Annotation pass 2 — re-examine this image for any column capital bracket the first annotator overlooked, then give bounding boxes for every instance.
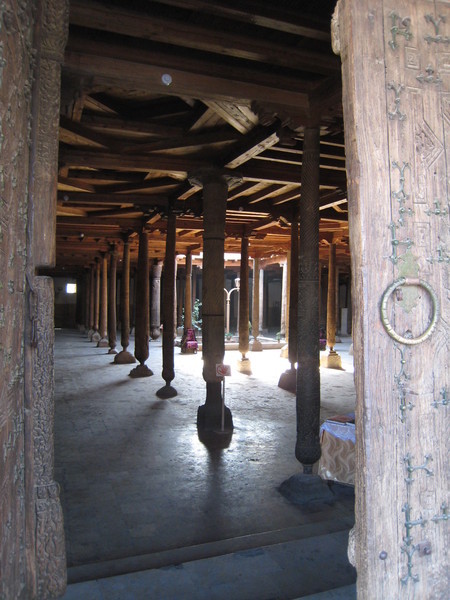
[188,167,242,189]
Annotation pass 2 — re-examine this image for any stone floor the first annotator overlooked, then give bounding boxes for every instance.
[54,329,357,599]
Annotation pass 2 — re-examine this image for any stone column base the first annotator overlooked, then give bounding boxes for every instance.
[87,328,94,339]
[97,338,109,348]
[278,367,296,392]
[156,383,177,398]
[236,357,252,375]
[279,473,335,505]
[108,347,118,354]
[251,339,263,352]
[320,350,343,370]
[91,331,101,342]
[197,402,233,433]
[114,350,136,364]
[129,364,153,378]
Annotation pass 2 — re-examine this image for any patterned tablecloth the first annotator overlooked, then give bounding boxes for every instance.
[318,416,355,486]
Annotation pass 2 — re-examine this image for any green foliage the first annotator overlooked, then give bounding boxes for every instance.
[192,298,202,329]
[181,299,202,330]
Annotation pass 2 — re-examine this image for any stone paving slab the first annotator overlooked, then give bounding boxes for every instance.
[61,531,356,600]
[54,329,356,591]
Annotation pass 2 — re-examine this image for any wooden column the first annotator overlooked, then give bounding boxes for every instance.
[107,245,118,354]
[279,217,299,391]
[251,258,263,351]
[335,1,448,596]
[259,266,264,334]
[289,219,299,368]
[295,126,322,473]
[321,242,342,368]
[150,260,162,340]
[280,253,290,359]
[84,269,90,332]
[91,258,101,342]
[157,211,177,398]
[129,229,152,377]
[88,264,95,338]
[191,168,237,435]
[280,258,288,339]
[115,237,136,364]
[184,250,193,330]
[237,233,251,374]
[97,253,109,347]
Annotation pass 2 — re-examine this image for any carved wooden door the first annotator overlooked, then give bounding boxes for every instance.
[335,0,449,597]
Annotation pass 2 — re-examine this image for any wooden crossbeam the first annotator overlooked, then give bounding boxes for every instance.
[70,1,338,74]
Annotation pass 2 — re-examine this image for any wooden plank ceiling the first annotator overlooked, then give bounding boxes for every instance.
[55,0,349,273]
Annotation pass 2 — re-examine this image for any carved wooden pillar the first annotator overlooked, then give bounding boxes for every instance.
[184,250,193,330]
[150,260,162,340]
[88,264,95,338]
[157,211,177,398]
[129,229,152,377]
[192,264,198,306]
[14,2,69,598]
[295,126,322,473]
[251,258,263,351]
[190,168,239,435]
[97,253,109,348]
[279,218,299,391]
[91,258,101,342]
[84,268,90,332]
[107,246,118,354]
[237,233,251,373]
[280,258,288,339]
[289,219,299,368]
[115,237,136,364]
[321,242,342,368]
[280,253,290,359]
[259,266,264,334]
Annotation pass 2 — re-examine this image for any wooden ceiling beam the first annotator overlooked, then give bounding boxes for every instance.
[204,101,258,134]
[59,148,204,175]
[81,114,184,138]
[121,127,241,154]
[58,192,169,207]
[70,1,338,75]
[225,126,280,169]
[59,115,121,151]
[64,46,311,113]
[94,177,180,194]
[151,0,332,41]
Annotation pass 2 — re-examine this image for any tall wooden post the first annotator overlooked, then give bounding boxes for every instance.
[259,266,264,334]
[280,252,290,359]
[129,229,152,377]
[88,263,95,338]
[97,253,109,347]
[335,1,448,596]
[251,258,263,351]
[150,260,163,340]
[321,242,342,368]
[84,268,90,332]
[115,236,136,364]
[237,233,251,374]
[190,168,239,436]
[107,245,118,354]
[184,249,193,330]
[279,217,299,391]
[295,126,322,473]
[157,211,177,398]
[280,258,288,339]
[91,258,101,342]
